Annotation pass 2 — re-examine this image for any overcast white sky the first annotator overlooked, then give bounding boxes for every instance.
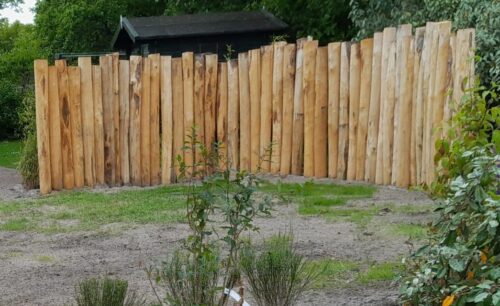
[0,0,37,24]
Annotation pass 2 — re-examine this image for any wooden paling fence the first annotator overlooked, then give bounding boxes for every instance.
[34,21,475,194]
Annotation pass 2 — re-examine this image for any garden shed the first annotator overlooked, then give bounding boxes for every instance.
[111,10,289,58]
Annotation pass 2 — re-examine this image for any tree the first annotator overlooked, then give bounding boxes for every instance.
[34,0,168,54]
[0,0,22,10]
[0,20,43,138]
[349,0,500,88]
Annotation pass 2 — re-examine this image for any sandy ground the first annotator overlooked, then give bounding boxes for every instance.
[0,166,38,201]
[0,172,435,305]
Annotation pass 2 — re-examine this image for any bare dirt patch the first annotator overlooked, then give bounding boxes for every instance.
[0,179,436,306]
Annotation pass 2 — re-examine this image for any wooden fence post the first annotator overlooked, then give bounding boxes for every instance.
[347,43,361,181]
[364,33,383,183]
[337,42,350,179]
[34,60,52,194]
[313,46,328,178]
[327,42,341,178]
[355,38,373,181]
[248,49,261,172]
[302,40,318,177]
[227,60,240,170]
[149,54,161,185]
[129,56,142,186]
[194,54,205,173]
[280,43,296,176]
[271,42,286,173]
[68,67,85,188]
[172,58,184,179]
[99,56,115,186]
[260,45,273,172]
[119,59,130,185]
[78,57,95,187]
[291,39,306,175]
[161,56,173,185]
[238,52,251,171]
[217,62,228,167]
[141,57,151,186]
[48,66,63,190]
[182,52,194,173]
[204,54,218,155]
[112,54,121,184]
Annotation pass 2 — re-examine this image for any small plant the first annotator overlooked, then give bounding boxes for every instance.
[152,127,271,306]
[17,90,39,189]
[240,234,321,306]
[223,44,235,61]
[74,277,145,306]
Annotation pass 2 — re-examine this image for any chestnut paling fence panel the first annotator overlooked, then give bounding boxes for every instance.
[34,22,475,194]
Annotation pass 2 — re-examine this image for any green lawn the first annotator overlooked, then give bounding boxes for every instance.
[0,140,23,168]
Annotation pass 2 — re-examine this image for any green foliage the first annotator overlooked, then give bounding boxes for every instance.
[164,0,353,43]
[433,81,499,195]
[0,140,22,168]
[240,234,321,306]
[400,148,500,305]
[349,0,500,86]
[0,20,43,139]
[34,0,168,54]
[0,0,21,10]
[74,277,146,306]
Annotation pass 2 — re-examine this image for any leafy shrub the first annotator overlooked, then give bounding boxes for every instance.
[74,277,145,306]
[240,234,321,306]
[17,91,38,189]
[349,0,500,87]
[400,147,500,305]
[433,81,499,195]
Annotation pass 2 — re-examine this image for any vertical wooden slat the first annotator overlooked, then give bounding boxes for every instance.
[313,47,328,178]
[428,21,451,184]
[365,32,383,183]
[259,45,273,172]
[78,57,95,187]
[68,67,84,188]
[238,52,251,171]
[421,22,439,184]
[280,44,296,176]
[347,43,361,181]
[271,42,286,173]
[443,33,456,135]
[395,36,414,187]
[327,42,341,178]
[204,54,218,152]
[376,27,396,185]
[161,56,173,185]
[119,60,130,185]
[129,56,142,186]
[382,42,397,185]
[355,38,373,181]
[100,56,115,186]
[410,27,425,186]
[302,40,318,177]
[291,39,306,175]
[453,29,475,108]
[111,54,121,184]
[34,60,51,194]
[249,49,261,172]
[92,66,105,185]
[227,59,239,169]
[217,62,228,165]
[149,54,161,185]
[48,66,63,190]
[141,57,151,186]
[392,25,412,185]
[172,58,184,179]
[56,60,74,189]
[337,42,350,179]
[182,52,194,172]
[193,54,205,170]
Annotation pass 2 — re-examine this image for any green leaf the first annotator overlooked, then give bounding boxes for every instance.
[473,292,489,303]
[449,258,466,272]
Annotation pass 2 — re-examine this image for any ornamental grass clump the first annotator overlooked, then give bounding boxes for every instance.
[240,234,321,306]
[74,277,145,306]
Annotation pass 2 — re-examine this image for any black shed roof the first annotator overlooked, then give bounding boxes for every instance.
[112,10,288,46]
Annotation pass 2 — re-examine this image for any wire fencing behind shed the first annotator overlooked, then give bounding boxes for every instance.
[34,21,475,194]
